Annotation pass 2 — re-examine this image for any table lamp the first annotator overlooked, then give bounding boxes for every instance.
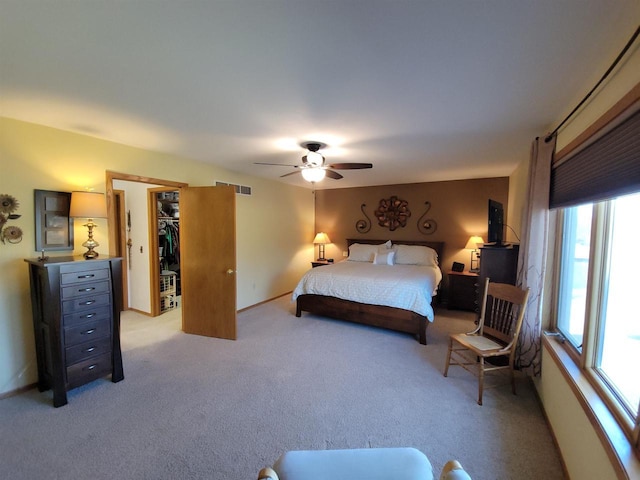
[69,191,108,259]
[465,235,484,273]
[313,232,331,261]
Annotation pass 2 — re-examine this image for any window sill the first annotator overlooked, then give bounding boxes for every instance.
[543,335,640,479]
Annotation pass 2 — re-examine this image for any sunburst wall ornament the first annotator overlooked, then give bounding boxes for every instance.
[374,196,411,231]
[0,193,23,244]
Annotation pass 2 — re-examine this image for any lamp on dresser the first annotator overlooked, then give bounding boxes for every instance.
[465,235,484,273]
[69,191,108,259]
[313,232,331,261]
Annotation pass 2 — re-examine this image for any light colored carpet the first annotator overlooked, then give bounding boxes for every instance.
[0,296,565,479]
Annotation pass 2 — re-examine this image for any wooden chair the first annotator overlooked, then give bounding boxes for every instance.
[443,277,529,405]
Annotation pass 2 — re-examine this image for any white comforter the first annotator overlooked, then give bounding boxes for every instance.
[292,261,442,321]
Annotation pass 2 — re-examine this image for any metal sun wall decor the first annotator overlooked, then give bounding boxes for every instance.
[374,196,411,231]
[417,201,438,235]
[0,194,23,244]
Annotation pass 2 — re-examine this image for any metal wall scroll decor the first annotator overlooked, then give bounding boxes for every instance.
[374,196,411,231]
[355,203,372,233]
[0,194,23,244]
[417,201,438,235]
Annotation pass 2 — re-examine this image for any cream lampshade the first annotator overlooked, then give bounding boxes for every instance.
[313,232,331,261]
[69,191,108,259]
[465,235,484,273]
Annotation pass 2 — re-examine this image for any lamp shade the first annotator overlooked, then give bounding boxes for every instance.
[69,191,107,218]
[313,232,331,245]
[465,235,485,250]
[301,167,326,183]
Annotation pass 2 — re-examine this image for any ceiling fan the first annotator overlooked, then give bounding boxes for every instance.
[255,142,373,182]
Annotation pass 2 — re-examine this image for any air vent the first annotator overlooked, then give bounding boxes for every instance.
[215,181,252,196]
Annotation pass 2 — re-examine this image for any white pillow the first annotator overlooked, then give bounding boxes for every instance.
[348,242,391,262]
[373,250,395,265]
[394,244,438,266]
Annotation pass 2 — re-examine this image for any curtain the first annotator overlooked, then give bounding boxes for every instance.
[516,135,556,376]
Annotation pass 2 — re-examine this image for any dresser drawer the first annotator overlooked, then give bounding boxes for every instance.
[64,317,111,347]
[61,280,111,300]
[66,352,112,389]
[63,305,112,327]
[61,267,110,286]
[65,336,111,366]
[62,293,111,314]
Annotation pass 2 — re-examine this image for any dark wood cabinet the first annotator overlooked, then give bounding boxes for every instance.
[477,246,520,312]
[479,245,519,285]
[447,271,479,311]
[25,256,124,407]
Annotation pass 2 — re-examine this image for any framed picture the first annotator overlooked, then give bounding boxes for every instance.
[34,190,74,251]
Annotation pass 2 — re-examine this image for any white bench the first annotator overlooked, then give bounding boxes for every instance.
[257,447,471,480]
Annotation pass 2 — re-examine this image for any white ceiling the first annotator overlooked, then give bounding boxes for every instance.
[1,1,639,189]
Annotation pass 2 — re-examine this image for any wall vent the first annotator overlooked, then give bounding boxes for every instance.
[215,181,252,196]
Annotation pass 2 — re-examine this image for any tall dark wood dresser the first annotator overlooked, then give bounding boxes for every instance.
[25,256,124,407]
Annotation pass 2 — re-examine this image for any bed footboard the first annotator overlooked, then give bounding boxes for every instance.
[296,294,428,345]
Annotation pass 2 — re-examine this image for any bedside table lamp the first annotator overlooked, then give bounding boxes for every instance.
[465,235,484,273]
[70,191,108,259]
[313,232,331,261]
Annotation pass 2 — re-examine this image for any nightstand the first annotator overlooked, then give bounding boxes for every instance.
[447,270,478,311]
[311,260,332,268]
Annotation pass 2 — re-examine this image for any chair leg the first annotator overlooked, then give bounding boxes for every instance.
[443,338,453,377]
[478,357,484,406]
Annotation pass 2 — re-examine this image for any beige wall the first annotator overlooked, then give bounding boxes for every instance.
[315,177,509,298]
[0,117,314,396]
[507,45,640,479]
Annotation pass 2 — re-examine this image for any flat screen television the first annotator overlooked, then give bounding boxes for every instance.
[487,199,505,246]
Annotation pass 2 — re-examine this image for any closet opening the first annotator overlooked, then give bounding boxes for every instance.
[156,190,181,314]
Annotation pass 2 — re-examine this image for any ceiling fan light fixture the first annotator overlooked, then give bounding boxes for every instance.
[301,167,326,183]
[306,150,324,167]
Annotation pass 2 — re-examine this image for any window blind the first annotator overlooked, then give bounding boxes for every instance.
[550,108,640,209]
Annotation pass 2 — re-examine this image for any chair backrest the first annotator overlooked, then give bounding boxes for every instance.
[477,278,529,347]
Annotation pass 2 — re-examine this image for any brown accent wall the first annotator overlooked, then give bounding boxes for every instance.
[314,177,510,297]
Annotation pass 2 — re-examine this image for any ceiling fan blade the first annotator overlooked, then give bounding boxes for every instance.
[255,162,300,167]
[327,163,373,170]
[325,169,343,180]
[280,170,301,178]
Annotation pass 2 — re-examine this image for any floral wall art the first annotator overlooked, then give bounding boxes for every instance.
[0,194,23,244]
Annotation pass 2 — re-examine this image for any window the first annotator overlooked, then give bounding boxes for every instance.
[556,203,592,348]
[555,191,640,446]
[595,193,639,417]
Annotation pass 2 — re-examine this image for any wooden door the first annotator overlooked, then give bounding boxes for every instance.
[180,186,237,339]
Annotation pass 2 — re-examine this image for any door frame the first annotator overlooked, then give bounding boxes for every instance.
[112,189,129,309]
[106,171,188,316]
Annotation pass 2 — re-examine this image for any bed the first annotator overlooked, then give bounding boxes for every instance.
[293,239,444,344]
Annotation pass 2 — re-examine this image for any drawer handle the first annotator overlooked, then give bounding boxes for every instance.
[84,346,97,353]
[81,313,97,319]
[82,329,96,335]
[79,287,96,292]
[85,364,97,371]
[80,300,96,306]
[77,274,95,279]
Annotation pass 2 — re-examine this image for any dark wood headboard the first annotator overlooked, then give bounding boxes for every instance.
[346,239,444,264]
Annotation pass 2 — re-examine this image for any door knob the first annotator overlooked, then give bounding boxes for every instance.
[226,269,235,275]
